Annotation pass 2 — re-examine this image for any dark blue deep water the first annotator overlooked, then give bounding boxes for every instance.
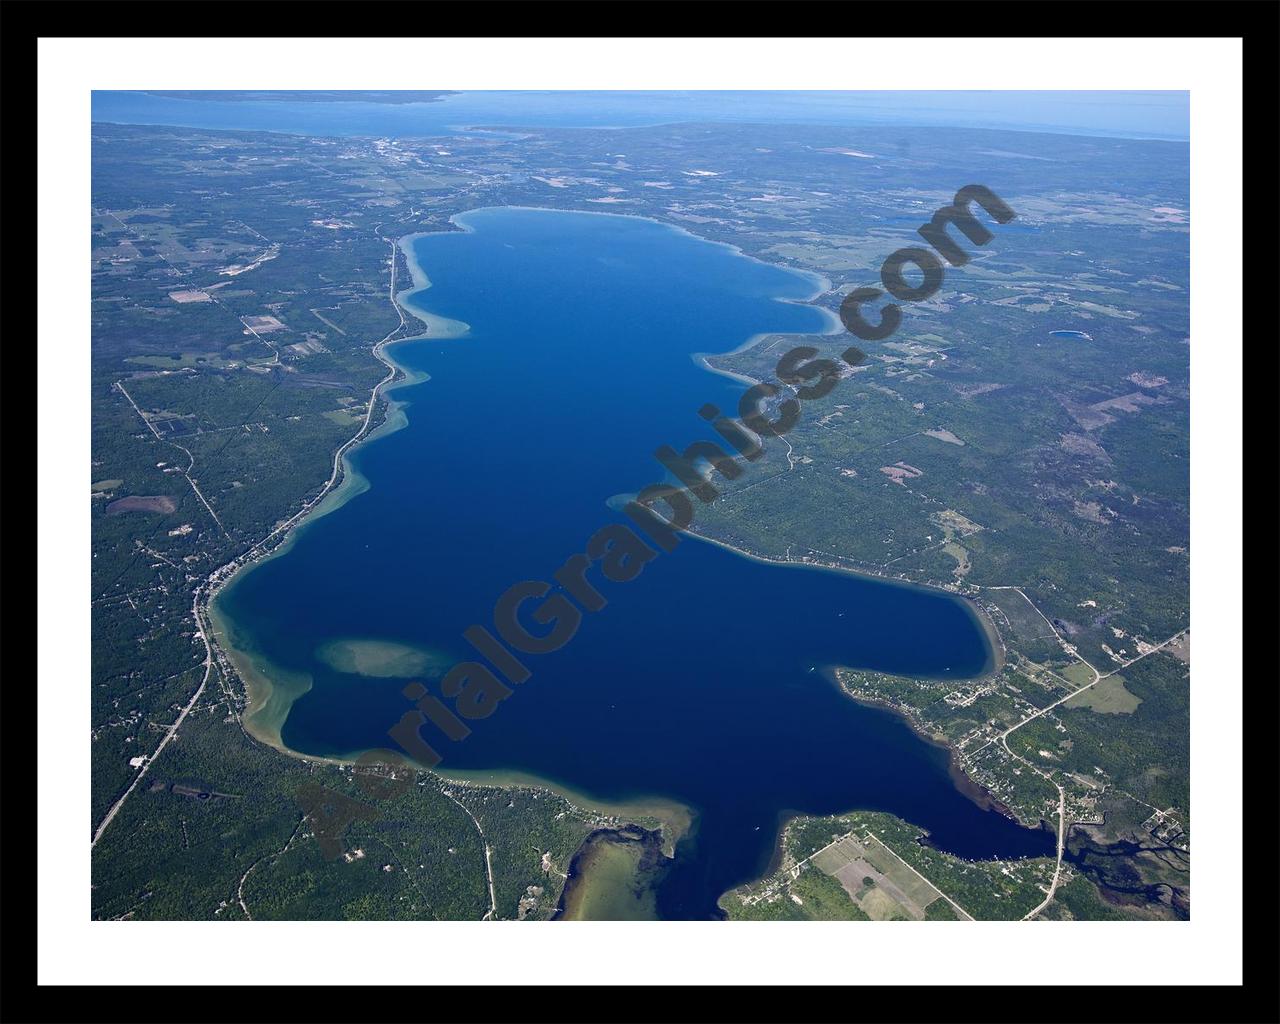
[215,208,1053,918]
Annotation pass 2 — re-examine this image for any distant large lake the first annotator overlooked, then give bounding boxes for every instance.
[92,90,1189,140]
[213,208,1053,918]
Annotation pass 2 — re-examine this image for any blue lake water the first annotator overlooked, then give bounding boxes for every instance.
[92,90,1190,141]
[213,207,1054,918]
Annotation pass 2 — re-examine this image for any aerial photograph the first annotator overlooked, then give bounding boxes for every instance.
[88,88,1191,925]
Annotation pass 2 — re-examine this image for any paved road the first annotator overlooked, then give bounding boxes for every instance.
[92,586,212,847]
[92,239,413,848]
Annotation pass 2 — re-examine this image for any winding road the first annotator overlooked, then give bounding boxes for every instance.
[93,238,419,849]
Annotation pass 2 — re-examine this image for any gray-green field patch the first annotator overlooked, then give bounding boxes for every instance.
[812,835,941,920]
[1062,661,1100,687]
[323,408,365,426]
[125,352,232,369]
[1066,673,1142,714]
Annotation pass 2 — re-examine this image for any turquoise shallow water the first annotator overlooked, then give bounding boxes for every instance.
[214,207,1053,918]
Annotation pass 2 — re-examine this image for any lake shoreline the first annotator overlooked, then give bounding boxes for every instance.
[213,206,994,752]
[207,208,845,763]
[553,823,668,921]
[835,686,1040,833]
[208,230,470,745]
[203,206,1031,917]
[683,525,1003,678]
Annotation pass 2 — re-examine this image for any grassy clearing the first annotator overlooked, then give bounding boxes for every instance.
[1062,661,1099,687]
[125,352,233,369]
[1066,673,1142,714]
[323,408,365,426]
